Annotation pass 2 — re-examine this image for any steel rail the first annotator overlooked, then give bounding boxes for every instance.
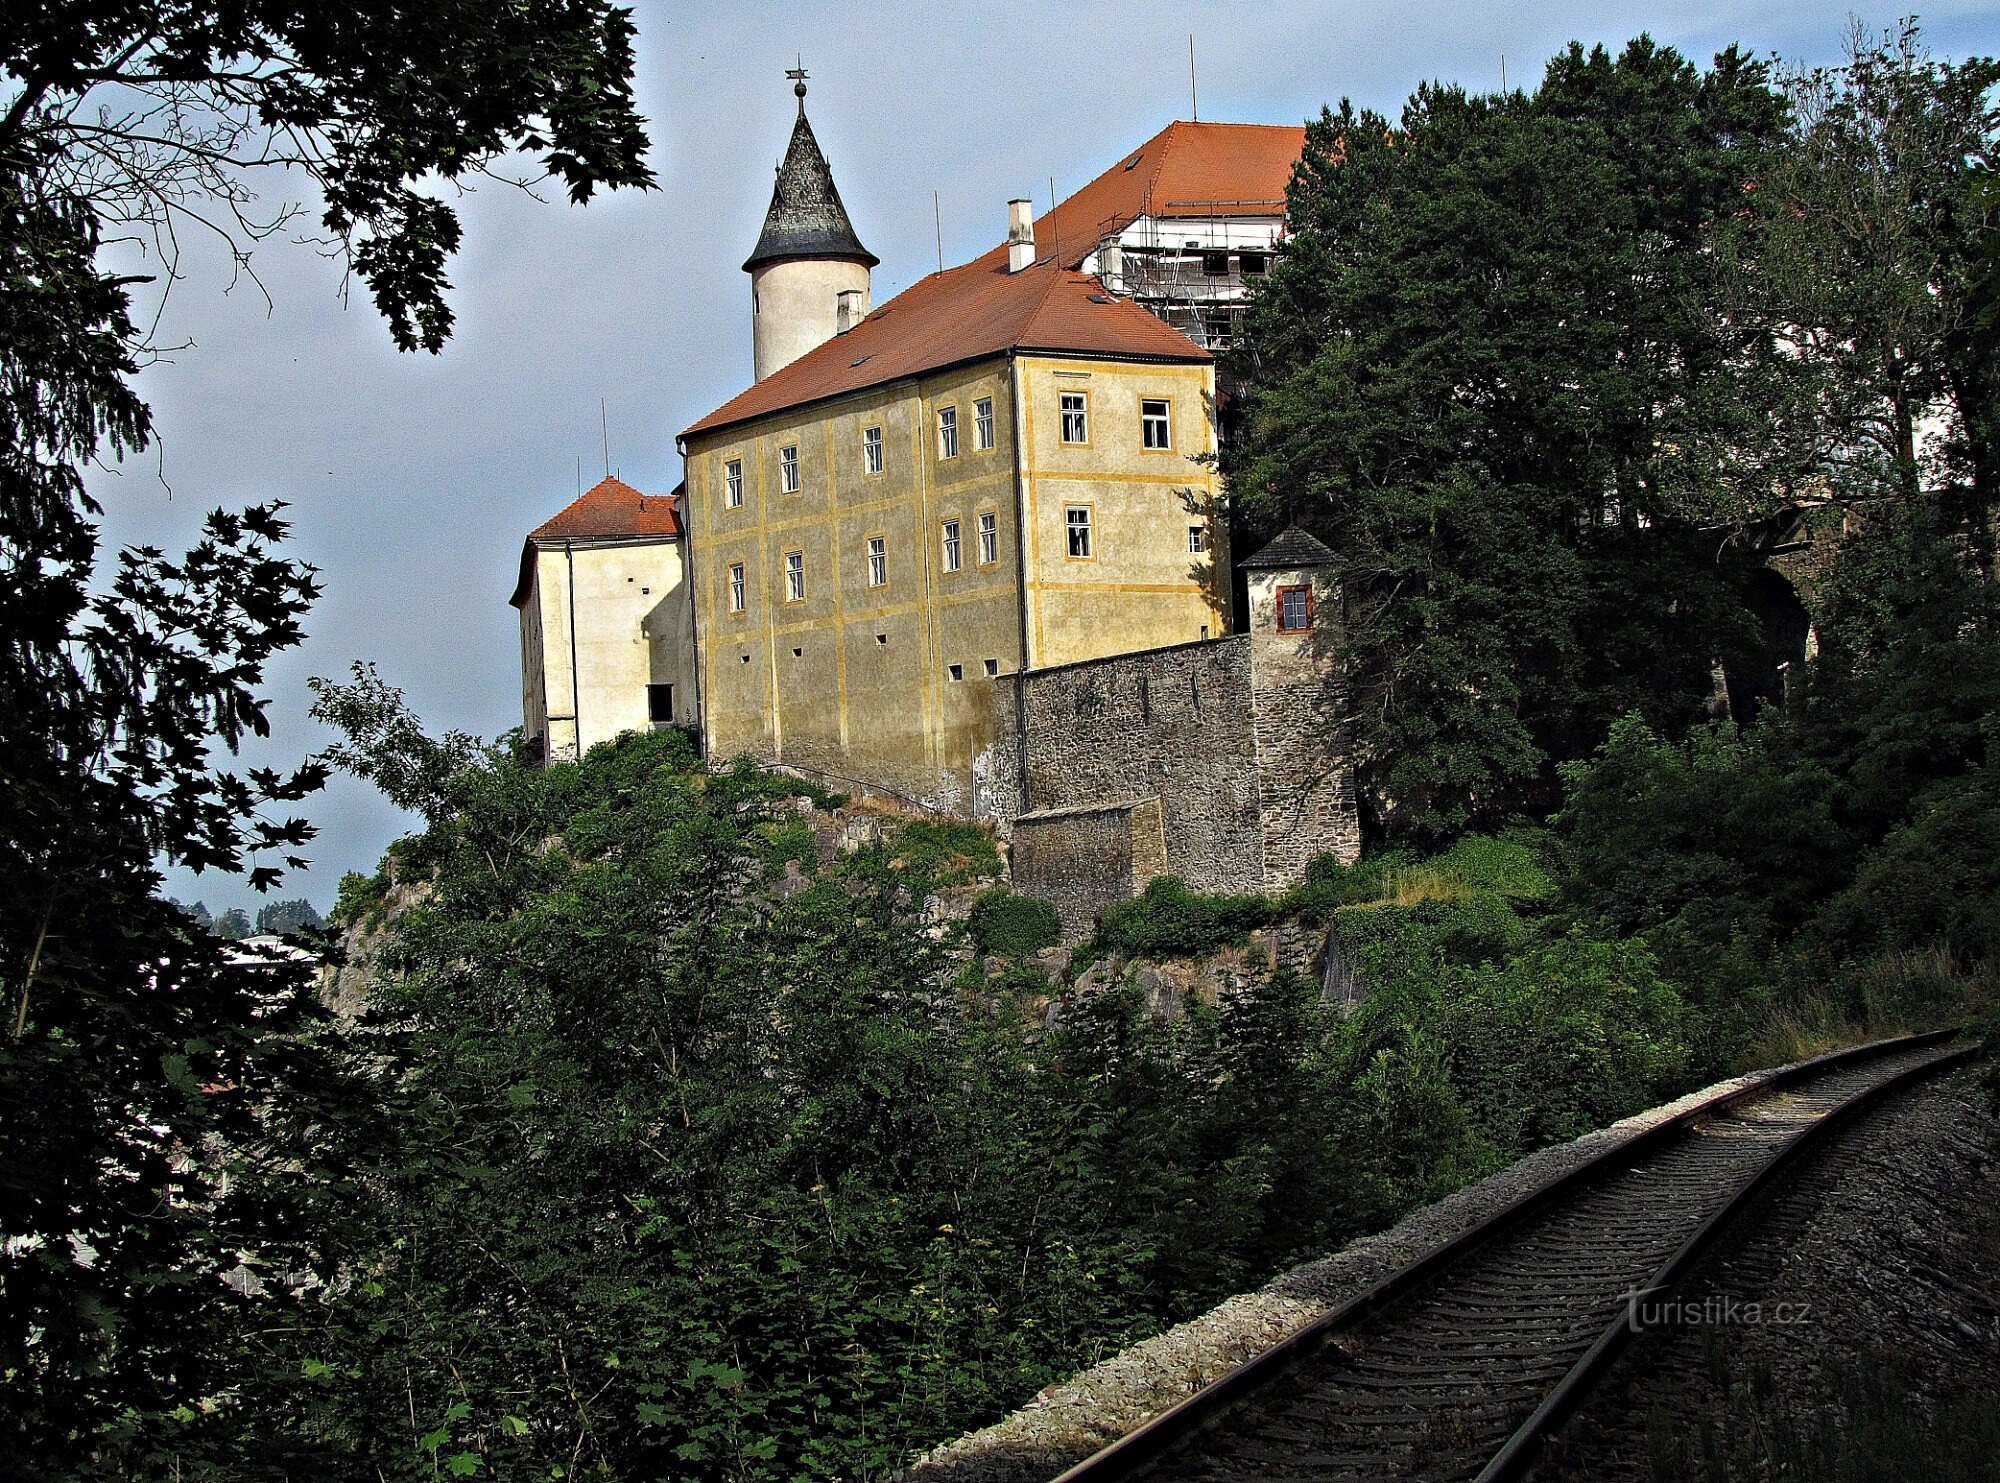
[1047,1027,1971,1483]
[1474,1035,1979,1482]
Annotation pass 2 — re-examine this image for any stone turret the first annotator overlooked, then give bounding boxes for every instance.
[1239,526,1360,887]
[744,72,878,382]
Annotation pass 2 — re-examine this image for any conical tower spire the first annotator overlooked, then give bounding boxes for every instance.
[742,72,878,273]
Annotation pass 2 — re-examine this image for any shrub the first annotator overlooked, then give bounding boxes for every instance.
[1811,767,2000,967]
[1095,877,1274,959]
[331,868,390,929]
[1286,833,1551,923]
[1329,892,1530,1000]
[1442,928,1689,1151]
[968,889,1061,958]
[892,818,1003,894]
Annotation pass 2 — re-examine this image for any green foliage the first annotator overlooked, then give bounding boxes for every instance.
[889,817,1003,894]
[330,869,390,930]
[181,719,1420,1479]
[2,8,651,1476]
[968,889,1061,958]
[1813,767,2000,966]
[1288,833,1552,922]
[1555,715,1845,940]
[255,898,324,935]
[1095,877,1275,959]
[1228,38,1796,833]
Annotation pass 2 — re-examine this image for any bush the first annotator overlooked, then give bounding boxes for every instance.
[1286,833,1551,923]
[968,889,1061,958]
[1442,928,1689,1151]
[1812,767,2000,967]
[331,869,390,929]
[1329,892,1530,1000]
[891,818,1003,894]
[1096,876,1274,959]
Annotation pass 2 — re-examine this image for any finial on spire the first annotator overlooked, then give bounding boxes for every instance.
[786,59,808,105]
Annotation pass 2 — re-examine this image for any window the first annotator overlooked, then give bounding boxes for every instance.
[984,658,999,677]
[728,562,746,613]
[866,534,887,588]
[1142,397,1172,450]
[1202,250,1230,276]
[780,444,799,493]
[974,396,995,450]
[942,519,962,573]
[724,458,743,508]
[1188,524,1208,554]
[948,663,964,682]
[1240,251,1269,276]
[1278,584,1313,633]
[647,683,674,725]
[784,550,805,603]
[862,424,884,476]
[1065,505,1093,559]
[937,405,959,460]
[977,511,998,566]
[1203,315,1231,349]
[1060,391,1088,444]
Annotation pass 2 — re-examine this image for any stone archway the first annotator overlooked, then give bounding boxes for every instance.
[1726,566,1813,722]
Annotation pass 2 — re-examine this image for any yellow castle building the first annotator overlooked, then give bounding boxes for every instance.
[515,79,1358,935]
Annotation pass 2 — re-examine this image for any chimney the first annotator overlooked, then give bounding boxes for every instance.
[1007,198,1035,273]
[835,288,865,333]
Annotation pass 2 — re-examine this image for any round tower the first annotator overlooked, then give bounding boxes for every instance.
[744,72,879,383]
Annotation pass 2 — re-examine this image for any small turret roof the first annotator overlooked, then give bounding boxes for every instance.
[1238,526,1338,570]
[743,85,878,273]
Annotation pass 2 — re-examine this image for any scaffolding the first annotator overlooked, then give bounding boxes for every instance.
[1092,194,1285,350]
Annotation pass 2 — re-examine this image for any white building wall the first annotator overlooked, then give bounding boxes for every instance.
[526,537,697,762]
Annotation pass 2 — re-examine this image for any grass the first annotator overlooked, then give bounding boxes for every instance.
[1747,948,1997,1069]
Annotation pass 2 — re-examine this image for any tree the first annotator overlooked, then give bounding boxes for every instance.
[1227,39,1806,836]
[254,897,322,935]
[1759,21,2000,509]
[0,8,650,1474]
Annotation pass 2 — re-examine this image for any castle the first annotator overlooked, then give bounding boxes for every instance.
[513,78,1358,937]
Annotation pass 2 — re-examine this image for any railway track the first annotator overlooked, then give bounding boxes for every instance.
[1050,1029,1978,1483]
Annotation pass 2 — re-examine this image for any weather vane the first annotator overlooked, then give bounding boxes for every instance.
[786,58,808,100]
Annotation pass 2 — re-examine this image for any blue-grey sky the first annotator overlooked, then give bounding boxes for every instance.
[104,1,2000,914]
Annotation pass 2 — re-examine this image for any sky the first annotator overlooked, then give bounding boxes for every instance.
[101,0,2000,915]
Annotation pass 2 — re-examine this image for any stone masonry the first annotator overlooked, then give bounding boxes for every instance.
[1010,799,1168,943]
[1244,556,1361,888]
[1006,636,1266,905]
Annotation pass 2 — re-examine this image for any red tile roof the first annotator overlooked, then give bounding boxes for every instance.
[683,121,1305,441]
[511,476,682,607]
[1039,119,1306,266]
